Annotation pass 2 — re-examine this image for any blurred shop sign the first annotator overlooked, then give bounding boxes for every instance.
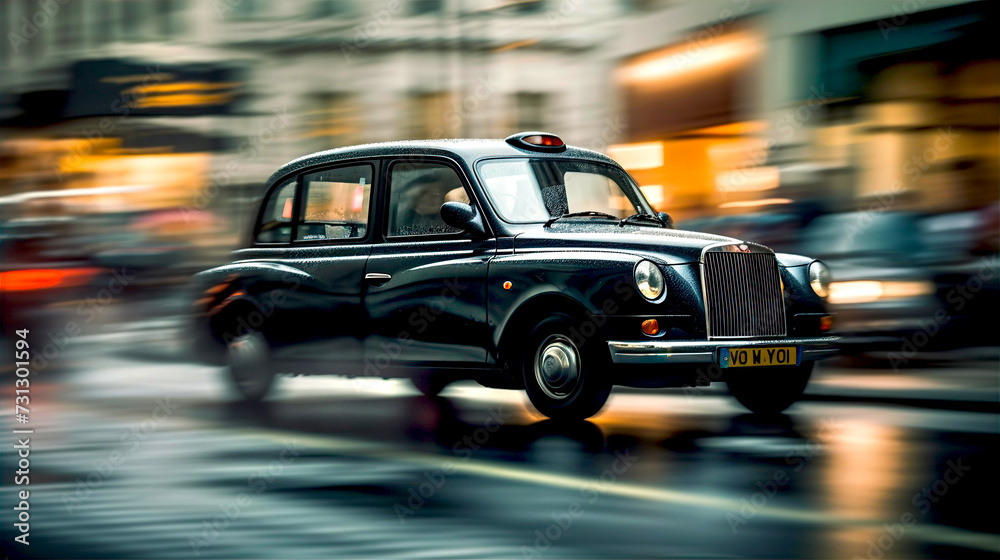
[63,59,243,118]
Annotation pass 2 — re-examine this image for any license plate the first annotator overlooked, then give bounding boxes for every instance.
[720,347,799,368]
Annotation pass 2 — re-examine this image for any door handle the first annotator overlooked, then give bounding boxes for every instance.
[365,272,392,287]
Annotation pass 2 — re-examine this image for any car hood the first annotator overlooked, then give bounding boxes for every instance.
[512,223,741,265]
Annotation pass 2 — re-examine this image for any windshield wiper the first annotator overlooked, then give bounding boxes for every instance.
[544,211,619,227]
[618,212,666,228]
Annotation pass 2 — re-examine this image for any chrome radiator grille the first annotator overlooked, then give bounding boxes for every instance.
[702,249,786,338]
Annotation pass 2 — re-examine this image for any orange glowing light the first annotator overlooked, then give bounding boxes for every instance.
[503,281,512,290]
[617,31,762,85]
[641,319,660,336]
[820,315,834,332]
[0,268,100,292]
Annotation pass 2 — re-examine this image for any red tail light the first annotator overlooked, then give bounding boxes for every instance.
[0,268,101,292]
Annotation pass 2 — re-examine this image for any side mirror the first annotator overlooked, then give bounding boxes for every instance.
[657,211,674,229]
[441,202,486,237]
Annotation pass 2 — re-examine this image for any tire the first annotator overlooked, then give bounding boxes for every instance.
[412,372,451,397]
[726,362,814,415]
[226,330,276,401]
[520,312,612,421]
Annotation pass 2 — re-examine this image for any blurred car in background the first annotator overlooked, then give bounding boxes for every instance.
[0,215,103,340]
[0,191,217,340]
[801,211,941,353]
[920,205,1000,349]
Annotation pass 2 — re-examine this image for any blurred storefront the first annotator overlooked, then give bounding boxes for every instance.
[608,0,997,231]
[812,2,998,213]
[1,56,246,276]
[610,21,768,222]
[1,0,996,255]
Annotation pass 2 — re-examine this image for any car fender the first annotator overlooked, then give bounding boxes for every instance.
[190,261,315,361]
[487,251,652,360]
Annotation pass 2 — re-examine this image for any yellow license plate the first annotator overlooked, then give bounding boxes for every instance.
[720,347,798,368]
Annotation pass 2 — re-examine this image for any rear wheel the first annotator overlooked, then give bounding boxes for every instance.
[520,313,611,420]
[726,362,814,415]
[226,330,276,401]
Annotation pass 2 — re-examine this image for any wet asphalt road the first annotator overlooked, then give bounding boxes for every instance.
[2,343,998,559]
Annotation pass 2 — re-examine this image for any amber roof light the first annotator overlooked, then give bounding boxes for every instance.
[505,131,566,152]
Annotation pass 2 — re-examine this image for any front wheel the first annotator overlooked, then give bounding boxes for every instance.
[227,330,276,401]
[726,362,814,415]
[520,313,611,421]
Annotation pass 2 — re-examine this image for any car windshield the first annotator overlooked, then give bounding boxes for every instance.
[477,158,652,223]
[801,212,924,259]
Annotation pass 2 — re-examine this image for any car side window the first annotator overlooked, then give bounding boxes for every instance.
[387,162,468,237]
[297,164,374,241]
[255,179,296,243]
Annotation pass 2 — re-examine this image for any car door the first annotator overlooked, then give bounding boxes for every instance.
[363,156,495,373]
[255,160,377,373]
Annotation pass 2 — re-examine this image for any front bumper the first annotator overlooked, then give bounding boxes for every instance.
[607,336,840,365]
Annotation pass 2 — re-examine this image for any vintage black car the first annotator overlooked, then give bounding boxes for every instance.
[192,132,838,419]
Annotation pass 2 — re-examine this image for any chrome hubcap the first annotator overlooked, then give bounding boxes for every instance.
[228,332,268,389]
[534,335,581,400]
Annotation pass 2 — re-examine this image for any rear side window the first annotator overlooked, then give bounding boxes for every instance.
[387,162,467,237]
[297,164,373,241]
[255,180,296,243]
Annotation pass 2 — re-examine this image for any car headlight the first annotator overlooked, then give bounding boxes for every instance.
[635,260,665,301]
[809,261,831,299]
[828,280,934,305]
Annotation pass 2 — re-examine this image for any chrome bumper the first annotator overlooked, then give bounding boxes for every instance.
[607,336,840,365]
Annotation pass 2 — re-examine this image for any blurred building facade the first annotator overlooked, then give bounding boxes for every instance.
[1,0,997,254]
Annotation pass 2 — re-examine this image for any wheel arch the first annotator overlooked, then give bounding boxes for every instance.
[191,261,312,363]
[495,292,605,380]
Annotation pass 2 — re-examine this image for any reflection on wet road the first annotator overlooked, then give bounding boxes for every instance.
[2,351,997,559]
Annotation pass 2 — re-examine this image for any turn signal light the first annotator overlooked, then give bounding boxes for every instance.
[819,315,833,332]
[641,319,659,336]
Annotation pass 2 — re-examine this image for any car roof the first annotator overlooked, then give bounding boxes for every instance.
[266,138,619,187]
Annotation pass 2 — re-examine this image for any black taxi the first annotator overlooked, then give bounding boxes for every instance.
[192,132,838,419]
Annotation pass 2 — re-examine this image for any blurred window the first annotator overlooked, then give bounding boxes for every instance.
[620,0,664,13]
[0,1,10,59]
[255,180,297,244]
[154,0,183,38]
[58,0,81,49]
[228,0,263,20]
[96,0,120,45]
[15,0,42,56]
[513,0,545,14]
[478,159,649,223]
[296,164,374,241]
[122,0,145,41]
[408,92,457,139]
[307,92,361,150]
[802,212,924,261]
[313,0,351,18]
[409,0,444,16]
[387,162,466,237]
[513,92,548,132]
